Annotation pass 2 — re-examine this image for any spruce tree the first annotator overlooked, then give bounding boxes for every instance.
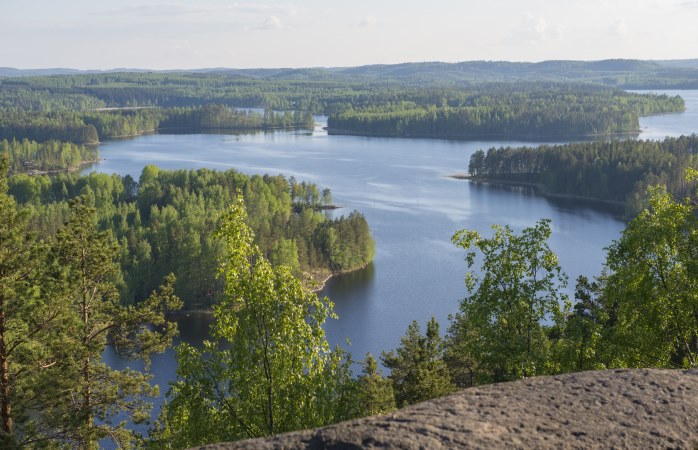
[381,318,454,408]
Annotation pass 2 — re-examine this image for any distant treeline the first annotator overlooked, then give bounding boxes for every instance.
[0,73,687,141]
[327,85,684,139]
[0,105,314,144]
[160,104,314,130]
[1,138,98,173]
[9,166,375,308]
[467,134,698,213]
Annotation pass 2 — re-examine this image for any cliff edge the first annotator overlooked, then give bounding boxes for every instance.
[191,368,698,449]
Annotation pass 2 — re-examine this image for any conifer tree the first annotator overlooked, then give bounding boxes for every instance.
[41,197,181,449]
[381,318,454,408]
[0,153,59,448]
[356,353,396,416]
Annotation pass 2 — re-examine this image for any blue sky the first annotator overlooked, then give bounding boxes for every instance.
[1,0,697,69]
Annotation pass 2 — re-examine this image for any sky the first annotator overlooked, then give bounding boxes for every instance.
[1,0,697,70]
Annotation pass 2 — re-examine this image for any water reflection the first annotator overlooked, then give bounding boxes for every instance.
[322,263,376,300]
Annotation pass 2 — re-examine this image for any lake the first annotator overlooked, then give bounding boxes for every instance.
[92,89,698,432]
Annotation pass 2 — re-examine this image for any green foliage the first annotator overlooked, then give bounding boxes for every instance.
[553,276,607,373]
[160,104,313,130]
[0,109,99,144]
[442,174,698,381]
[0,154,56,447]
[1,139,98,174]
[381,318,454,408]
[315,212,375,272]
[152,195,353,448]
[448,220,569,383]
[9,167,375,309]
[328,84,683,139]
[36,197,181,449]
[0,72,684,144]
[0,106,311,145]
[468,135,698,213]
[355,354,396,416]
[602,185,698,368]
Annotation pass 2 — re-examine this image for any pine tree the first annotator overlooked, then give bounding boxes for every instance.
[41,196,181,449]
[0,153,58,448]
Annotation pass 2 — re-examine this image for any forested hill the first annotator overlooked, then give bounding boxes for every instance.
[3,58,698,87]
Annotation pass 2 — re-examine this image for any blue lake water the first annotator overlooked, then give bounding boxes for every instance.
[89,89,698,436]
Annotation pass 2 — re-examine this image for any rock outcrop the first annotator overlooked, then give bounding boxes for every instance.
[192,368,698,449]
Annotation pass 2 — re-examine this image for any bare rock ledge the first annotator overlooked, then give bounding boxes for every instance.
[191,368,698,449]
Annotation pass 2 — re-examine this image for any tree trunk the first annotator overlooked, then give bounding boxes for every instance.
[0,309,12,436]
[81,266,93,450]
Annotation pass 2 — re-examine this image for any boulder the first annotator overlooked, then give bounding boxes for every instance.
[192,368,698,449]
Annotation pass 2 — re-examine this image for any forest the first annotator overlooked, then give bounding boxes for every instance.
[1,139,98,173]
[7,166,374,309]
[1,65,697,448]
[2,154,697,448]
[467,134,698,213]
[327,85,683,139]
[0,105,314,145]
[3,58,698,88]
[0,72,686,142]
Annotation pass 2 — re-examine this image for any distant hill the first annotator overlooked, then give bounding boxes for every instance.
[0,67,89,77]
[2,59,698,88]
[652,59,698,69]
[0,67,152,77]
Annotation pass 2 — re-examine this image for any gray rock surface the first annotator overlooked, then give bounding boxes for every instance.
[191,368,698,449]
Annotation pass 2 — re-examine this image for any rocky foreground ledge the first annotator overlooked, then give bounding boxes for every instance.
[192,368,698,449]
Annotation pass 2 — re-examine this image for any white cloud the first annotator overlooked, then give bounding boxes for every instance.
[357,16,377,27]
[250,16,284,31]
[100,3,297,19]
[609,18,628,36]
[506,14,562,45]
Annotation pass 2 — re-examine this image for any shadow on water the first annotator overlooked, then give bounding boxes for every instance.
[321,263,376,302]
[468,180,626,219]
[174,312,215,347]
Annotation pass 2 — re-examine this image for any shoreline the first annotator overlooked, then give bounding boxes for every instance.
[310,263,373,293]
[165,264,372,318]
[327,128,644,143]
[25,158,102,175]
[311,273,335,293]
